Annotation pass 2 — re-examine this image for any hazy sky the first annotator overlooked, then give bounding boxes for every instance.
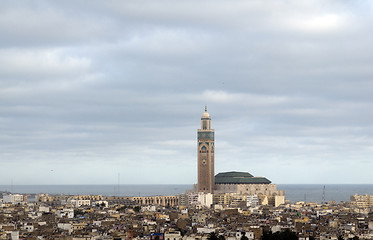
[1,0,373,185]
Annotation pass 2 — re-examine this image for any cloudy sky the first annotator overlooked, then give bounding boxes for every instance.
[1,0,373,185]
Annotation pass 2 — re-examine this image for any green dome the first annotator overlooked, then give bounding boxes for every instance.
[215,171,271,184]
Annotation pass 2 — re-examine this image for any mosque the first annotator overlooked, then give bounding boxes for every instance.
[197,107,284,197]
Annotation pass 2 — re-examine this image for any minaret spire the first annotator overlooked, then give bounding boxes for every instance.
[197,107,215,193]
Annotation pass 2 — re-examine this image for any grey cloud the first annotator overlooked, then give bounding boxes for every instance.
[1,0,373,184]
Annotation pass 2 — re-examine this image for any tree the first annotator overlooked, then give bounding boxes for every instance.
[218,235,225,240]
[116,206,128,212]
[133,206,141,212]
[281,229,297,240]
[74,209,84,216]
[240,232,248,240]
[208,232,218,240]
[261,229,297,240]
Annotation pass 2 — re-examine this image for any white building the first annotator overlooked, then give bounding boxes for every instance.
[10,231,19,240]
[227,231,255,240]
[198,193,213,208]
[271,225,281,233]
[197,227,215,234]
[185,192,213,207]
[246,195,259,208]
[38,206,50,213]
[58,223,73,234]
[67,199,90,208]
[56,208,74,219]
[22,223,34,233]
[164,231,182,240]
[3,194,24,204]
[246,232,255,240]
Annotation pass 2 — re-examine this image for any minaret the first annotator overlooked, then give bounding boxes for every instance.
[197,106,215,193]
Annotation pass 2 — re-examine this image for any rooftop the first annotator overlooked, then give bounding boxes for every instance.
[215,171,271,184]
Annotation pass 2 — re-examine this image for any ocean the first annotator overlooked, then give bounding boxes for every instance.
[1,184,373,203]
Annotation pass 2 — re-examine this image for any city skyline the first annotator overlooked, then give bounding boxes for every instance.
[1,1,373,185]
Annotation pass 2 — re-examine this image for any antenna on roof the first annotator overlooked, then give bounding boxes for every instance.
[118,173,120,196]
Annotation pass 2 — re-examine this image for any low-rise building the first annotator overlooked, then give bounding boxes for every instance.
[3,194,25,204]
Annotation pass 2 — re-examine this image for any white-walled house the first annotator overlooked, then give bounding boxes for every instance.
[3,194,24,204]
[56,208,74,219]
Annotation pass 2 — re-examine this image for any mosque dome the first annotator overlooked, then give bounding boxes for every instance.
[202,112,210,118]
[215,171,271,184]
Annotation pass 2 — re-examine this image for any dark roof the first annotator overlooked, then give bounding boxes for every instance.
[215,171,253,178]
[215,171,271,184]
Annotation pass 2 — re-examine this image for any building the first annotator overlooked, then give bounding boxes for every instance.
[214,171,282,196]
[179,192,212,207]
[131,196,179,206]
[67,198,91,208]
[3,194,25,204]
[246,195,259,207]
[55,208,74,219]
[198,193,213,208]
[164,231,182,240]
[196,108,285,203]
[268,195,285,207]
[350,194,373,209]
[197,106,215,193]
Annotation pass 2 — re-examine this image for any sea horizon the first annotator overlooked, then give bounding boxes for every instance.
[2,183,372,187]
[2,184,373,203]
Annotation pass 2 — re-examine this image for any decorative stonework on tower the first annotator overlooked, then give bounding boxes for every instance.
[197,106,215,193]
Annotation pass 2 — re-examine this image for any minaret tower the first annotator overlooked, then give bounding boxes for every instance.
[197,106,215,193]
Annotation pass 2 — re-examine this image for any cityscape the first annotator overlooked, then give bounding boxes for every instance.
[2,1,373,240]
[1,110,373,239]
